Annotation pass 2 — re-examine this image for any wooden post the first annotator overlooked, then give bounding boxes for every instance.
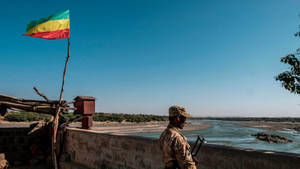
[52,38,70,169]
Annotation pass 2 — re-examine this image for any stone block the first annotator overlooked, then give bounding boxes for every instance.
[104,153,112,160]
[60,161,91,169]
[121,142,130,150]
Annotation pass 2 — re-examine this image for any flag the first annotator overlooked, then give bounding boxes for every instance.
[23,10,70,39]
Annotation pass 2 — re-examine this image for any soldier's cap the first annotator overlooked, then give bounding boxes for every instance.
[169,105,192,117]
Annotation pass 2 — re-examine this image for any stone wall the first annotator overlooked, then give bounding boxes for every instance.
[64,128,163,169]
[0,127,30,165]
[64,128,300,169]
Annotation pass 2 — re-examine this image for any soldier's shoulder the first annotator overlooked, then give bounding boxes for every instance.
[162,127,181,138]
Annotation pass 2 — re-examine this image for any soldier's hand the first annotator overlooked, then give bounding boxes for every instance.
[192,157,198,165]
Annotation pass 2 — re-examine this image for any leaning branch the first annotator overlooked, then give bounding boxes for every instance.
[33,87,50,102]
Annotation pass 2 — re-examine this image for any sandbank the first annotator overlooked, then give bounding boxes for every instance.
[235,121,300,131]
[87,121,212,135]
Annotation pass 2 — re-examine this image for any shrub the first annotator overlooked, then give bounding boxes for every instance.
[92,113,168,122]
[3,111,169,123]
[4,111,51,122]
[61,113,81,122]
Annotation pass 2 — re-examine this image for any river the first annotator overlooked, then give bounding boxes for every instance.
[129,120,300,154]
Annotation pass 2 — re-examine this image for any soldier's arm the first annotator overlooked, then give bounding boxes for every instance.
[172,136,196,169]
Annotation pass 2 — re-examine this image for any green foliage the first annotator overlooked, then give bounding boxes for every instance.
[4,111,52,122]
[61,113,81,121]
[3,111,168,123]
[276,21,300,94]
[275,54,300,94]
[92,113,168,123]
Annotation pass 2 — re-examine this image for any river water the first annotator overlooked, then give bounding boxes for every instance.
[129,120,300,154]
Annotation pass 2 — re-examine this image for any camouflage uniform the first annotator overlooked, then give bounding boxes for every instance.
[159,106,196,169]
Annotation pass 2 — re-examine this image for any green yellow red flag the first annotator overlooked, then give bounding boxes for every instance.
[23,10,70,39]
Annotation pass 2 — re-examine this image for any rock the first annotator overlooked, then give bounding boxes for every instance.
[0,153,8,169]
[293,126,300,132]
[251,132,293,143]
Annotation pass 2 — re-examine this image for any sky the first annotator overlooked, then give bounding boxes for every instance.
[1,0,300,117]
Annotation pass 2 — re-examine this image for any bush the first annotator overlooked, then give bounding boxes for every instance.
[3,111,169,123]
[61,113,81,121]
[92,113,168,123]
[4,111,52,122]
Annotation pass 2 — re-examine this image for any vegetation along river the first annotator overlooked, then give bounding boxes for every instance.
[129,120,300,154]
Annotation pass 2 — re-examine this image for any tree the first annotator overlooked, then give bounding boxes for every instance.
[275,25,300,94]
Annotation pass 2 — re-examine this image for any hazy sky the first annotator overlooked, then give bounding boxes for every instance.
[1,0,300,117]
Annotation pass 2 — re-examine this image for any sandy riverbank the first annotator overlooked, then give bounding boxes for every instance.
[235,121,300,131]
[71,121,212,135]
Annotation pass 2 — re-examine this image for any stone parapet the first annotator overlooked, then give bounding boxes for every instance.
[63,128,300,169]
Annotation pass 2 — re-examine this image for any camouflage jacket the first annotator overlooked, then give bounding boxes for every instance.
[159,124,196,169]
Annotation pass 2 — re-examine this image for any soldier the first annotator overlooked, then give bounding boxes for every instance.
[159,105,197,169]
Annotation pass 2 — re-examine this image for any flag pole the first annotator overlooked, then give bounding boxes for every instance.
[52,38,70,169]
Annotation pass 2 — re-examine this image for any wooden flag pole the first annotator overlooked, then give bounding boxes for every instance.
[52,38,70,169]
